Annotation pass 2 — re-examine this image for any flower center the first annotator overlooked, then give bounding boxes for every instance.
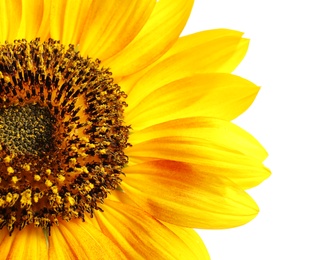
[0,38,130,234]
[0,104,55,155]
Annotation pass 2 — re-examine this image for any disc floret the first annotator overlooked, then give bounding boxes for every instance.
[0,39,130,234]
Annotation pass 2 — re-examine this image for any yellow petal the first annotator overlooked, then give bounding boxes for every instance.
[49,0,66,41]
[131,117,267,160]
[163,222,210,260]
[127,134,270,189]
[122,160,259,228]
[129,117,270,188]
[49,220,126,259]
[79,0,156,60]
[0,0,50,42]
[164,29,248,72]
[1,0,22,42]
[16,0,51,41]
[95,200,204,259]
[0,226,48,259]
[126,73,259,128]
[104,0,194,77]
[0,1,8,42]
[34,0,52,41]
[122,29,248,98]
[50,0,93,45]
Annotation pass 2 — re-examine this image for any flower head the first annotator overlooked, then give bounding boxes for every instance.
[0,0,270,258]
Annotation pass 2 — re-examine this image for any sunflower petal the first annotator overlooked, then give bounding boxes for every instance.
[1,0,22,42]
[50,0,93,45]
[95,200,204,259]
[79,0,156,61]
[131,117,267,160]
[49,220,126,259]
[34,0,52,41]
[163,222,210,260]
[49,0,66,41]
[122,160,259,228]
[122,29,248,100]
[163,29,248,72]
[127,134,270,189]
[126,73,259,128]
[0,226,48,259]
[61,0,93,45]
[104,0,194,77]
[0,1,8,42]
[16,0,51,41]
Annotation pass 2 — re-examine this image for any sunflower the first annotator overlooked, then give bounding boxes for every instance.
[0,0,270,259]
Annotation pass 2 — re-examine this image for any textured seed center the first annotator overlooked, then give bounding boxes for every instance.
[0,104,54,155]
[0,38,130,235]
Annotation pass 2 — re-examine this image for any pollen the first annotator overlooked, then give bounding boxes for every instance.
[45,179,53,187]
[22,163,30,171]
[11,176,20,184]
[7,167,14,174]
[0,38,129,234]
[4,156,11,163]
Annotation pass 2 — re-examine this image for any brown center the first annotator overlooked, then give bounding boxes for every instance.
[0,104,55,155]
[0,38,130,235]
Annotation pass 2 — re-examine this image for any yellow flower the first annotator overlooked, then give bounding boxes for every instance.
[0,0,270,259]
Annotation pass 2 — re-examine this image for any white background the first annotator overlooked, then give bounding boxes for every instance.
[182,1,333,259]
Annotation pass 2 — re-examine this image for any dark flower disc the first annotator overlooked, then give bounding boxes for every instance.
[0,38,130,234]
